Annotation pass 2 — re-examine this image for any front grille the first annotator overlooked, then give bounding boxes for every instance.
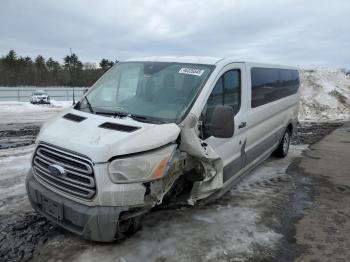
[33,143,96,200]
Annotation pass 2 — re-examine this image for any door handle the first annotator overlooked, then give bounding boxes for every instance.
[238,122,247,129]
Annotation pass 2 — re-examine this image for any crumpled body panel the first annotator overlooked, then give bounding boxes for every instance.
[179,113,223,204]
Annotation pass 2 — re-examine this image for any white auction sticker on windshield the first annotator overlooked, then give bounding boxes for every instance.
[179,68,205,76]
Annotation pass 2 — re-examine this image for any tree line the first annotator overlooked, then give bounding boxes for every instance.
[0,50,118,87]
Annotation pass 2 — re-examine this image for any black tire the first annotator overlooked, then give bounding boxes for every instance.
[115,216,142,241]
[273,129,291,158]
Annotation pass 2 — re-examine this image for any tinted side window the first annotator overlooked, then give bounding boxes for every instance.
[207,77,223,108]
[223,70,240,113]
[279,69,298,97]
[251,68,279,108]
[203,70,240,138]
[251,68,299,108]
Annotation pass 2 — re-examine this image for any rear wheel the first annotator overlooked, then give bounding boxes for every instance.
[273,129,291,158]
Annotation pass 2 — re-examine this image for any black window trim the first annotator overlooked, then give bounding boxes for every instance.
[210,68,242,115]
[200,68,242,139]
[223,69,241,114]
[250,67,299,108]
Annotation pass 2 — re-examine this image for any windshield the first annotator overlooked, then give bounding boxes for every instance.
[34,91,46,95]
[77,62,214,123]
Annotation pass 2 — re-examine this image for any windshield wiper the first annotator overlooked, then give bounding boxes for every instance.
[95,111,128,118]
[94,106,129,118]
[129,114,147,122]
[84,97,94,114]
[129,114,165,124]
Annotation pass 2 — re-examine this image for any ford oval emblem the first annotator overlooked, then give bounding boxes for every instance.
[48,164,66,177]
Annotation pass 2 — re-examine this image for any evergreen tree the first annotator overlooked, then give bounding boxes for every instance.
[0,50,112,86]
[17,56,28,68]
[35,55,47,70]
[46,57,60,71]
[99,58,114,70]
[24,56,33,66]
[63,53,83,71]
[4,50,18,67]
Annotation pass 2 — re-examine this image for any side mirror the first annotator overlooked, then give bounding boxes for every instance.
[209,105,235,138]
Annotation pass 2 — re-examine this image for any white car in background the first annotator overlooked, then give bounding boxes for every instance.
[30,90,50,104]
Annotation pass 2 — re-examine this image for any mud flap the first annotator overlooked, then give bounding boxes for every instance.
[179,113,223,204]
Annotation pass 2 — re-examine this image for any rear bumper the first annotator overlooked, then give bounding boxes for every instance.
[26,170,127,242]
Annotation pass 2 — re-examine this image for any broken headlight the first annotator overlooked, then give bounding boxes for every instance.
[108,145,176,183]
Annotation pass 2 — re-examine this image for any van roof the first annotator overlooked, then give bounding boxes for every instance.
[125,56,298,69]
[126,56,223,65]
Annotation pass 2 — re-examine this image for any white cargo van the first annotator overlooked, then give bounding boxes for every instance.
[26,57,300,241]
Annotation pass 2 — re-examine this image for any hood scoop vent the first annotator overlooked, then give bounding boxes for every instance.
[99,122,140,133]
[63,113,87,122]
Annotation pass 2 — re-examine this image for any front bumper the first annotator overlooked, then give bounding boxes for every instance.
[31,97,50,104]
[26,171,128,242]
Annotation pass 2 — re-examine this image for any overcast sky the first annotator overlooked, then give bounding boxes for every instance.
[0,0,349,68]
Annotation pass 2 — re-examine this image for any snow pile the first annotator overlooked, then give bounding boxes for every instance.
[50,100,73,107]
[0,101,71,114]
[0,146,33,213]
[0,101,72,124]
[299,68,350,121]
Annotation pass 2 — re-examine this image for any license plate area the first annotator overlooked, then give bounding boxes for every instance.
[41,195,63,220]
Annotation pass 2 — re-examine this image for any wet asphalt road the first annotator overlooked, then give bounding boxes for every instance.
[292,122,350,261]
[0,121,347,262]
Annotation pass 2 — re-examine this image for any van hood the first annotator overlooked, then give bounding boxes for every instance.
[37,109,181,163]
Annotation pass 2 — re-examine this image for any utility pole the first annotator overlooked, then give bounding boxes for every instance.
[70,48,76,105]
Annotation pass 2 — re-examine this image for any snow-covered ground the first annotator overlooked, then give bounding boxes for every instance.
[0,100,72,125]
[0,146,33,214]
[299,68,350,121]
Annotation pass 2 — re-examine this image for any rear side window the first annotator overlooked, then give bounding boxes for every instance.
[251,68,299,108]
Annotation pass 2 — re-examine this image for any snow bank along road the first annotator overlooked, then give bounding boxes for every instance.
[0,101,71,149]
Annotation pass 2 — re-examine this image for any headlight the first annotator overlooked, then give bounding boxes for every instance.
[108,145,176,183]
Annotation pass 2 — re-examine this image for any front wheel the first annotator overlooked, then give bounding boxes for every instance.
[114,216,142,241]
[273,130,291,158]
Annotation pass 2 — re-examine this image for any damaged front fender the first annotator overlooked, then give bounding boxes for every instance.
[179,113,223,204]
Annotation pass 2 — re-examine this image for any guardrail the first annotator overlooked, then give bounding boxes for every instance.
[0,87,87,102]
